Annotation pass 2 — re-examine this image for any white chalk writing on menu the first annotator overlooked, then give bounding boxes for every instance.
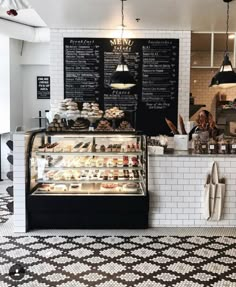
[64,38,100,102]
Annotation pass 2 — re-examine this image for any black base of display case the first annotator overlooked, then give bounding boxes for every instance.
[27,193,149,230]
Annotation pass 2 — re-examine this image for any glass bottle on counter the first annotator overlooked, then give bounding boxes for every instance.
[193,134,202,154]
[192,130,210,154]
[229,137,236,154]
[208,138,218,154]
[218,136,229,154]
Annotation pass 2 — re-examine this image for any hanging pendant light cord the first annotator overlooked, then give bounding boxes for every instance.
[121,0,124,54]
[225,1,229,54]
[120,0,126,71]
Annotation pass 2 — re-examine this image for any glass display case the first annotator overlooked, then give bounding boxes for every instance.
[26,131,149,229]
[29,132,147,196]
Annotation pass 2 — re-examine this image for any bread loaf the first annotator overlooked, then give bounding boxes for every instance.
[165,118,179,135]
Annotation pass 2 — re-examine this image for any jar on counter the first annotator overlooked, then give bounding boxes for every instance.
[218,137,229,154]
[208,138,218,154]
[229,137,236,154]
[200,141,208,154]
[193,135,201,154]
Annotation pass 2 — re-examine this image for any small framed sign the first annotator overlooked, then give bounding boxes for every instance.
[37,76,50,99]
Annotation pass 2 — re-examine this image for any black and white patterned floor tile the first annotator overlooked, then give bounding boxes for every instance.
[0,195,12,224]
[0,236,236,287]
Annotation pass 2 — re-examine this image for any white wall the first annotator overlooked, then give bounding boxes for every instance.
[50,29,191,125]
[10,39,23,131]
[0,34,10,134]
[22,65,50,129]
[21,41,50,129]
[10,39,50,130]
[0,34,10,179]
[0,39,50,179]
[21,42,50,66]
[21,42,50,129]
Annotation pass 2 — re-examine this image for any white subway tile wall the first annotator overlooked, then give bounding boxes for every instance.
[13,132,30,232]
[149,156,236,227]
[50,29,191,125]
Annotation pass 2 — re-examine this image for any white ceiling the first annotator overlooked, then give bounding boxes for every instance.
[0,7,46,27]
[1,0,236,31]
[25,0,236,31]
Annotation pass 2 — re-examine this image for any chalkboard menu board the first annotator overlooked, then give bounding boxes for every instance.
[64,38,179,135]
[37,76,50,99]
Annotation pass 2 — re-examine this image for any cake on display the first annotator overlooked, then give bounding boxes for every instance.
[70,118,90,130]
[47,115,67,132]
[117,121,134,131]
[95,119,113,131]
[104,107,124,119]
[46,99,138,132]
[81,103,103,118]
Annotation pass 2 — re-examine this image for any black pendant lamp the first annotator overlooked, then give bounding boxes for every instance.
[210,0,236,88]
[110,0,136,89]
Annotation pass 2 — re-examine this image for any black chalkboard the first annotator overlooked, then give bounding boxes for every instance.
[37,76,50,99]
[64,38,179,135]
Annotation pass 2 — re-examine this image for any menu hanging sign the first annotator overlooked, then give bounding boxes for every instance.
[37,76,50,99]
[64,38,179,135]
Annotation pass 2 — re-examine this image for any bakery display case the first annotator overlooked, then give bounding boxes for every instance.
[26,131,149,229]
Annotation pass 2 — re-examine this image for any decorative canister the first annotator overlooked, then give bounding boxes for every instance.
[208,138,218,154]
[229,137,236,154]
[218,138,229,154]
[200,141,208,154]
[193,136,202,154]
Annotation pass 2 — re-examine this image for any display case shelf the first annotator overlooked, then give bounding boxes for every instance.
[43,166,143,171]
[45,131,139,136]
[37,179,142,184]
[32,191,144,196]
[35,151,142,156]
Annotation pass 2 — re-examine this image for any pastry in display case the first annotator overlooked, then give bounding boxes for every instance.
[26,131,149,229]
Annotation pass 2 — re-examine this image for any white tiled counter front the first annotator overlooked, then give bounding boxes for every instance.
[148,152,236,227]
[13,132,29,233]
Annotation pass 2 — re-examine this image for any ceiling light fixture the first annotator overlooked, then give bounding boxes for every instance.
[210,0,236,88]
[7,9,18,16]
[0,0,30,16]
[110,0,136,90]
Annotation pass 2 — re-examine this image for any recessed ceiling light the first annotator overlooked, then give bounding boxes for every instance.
[228,34,235,39]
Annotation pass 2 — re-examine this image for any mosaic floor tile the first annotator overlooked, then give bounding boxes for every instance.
[0,235,235,286]
[0,195,12,224]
